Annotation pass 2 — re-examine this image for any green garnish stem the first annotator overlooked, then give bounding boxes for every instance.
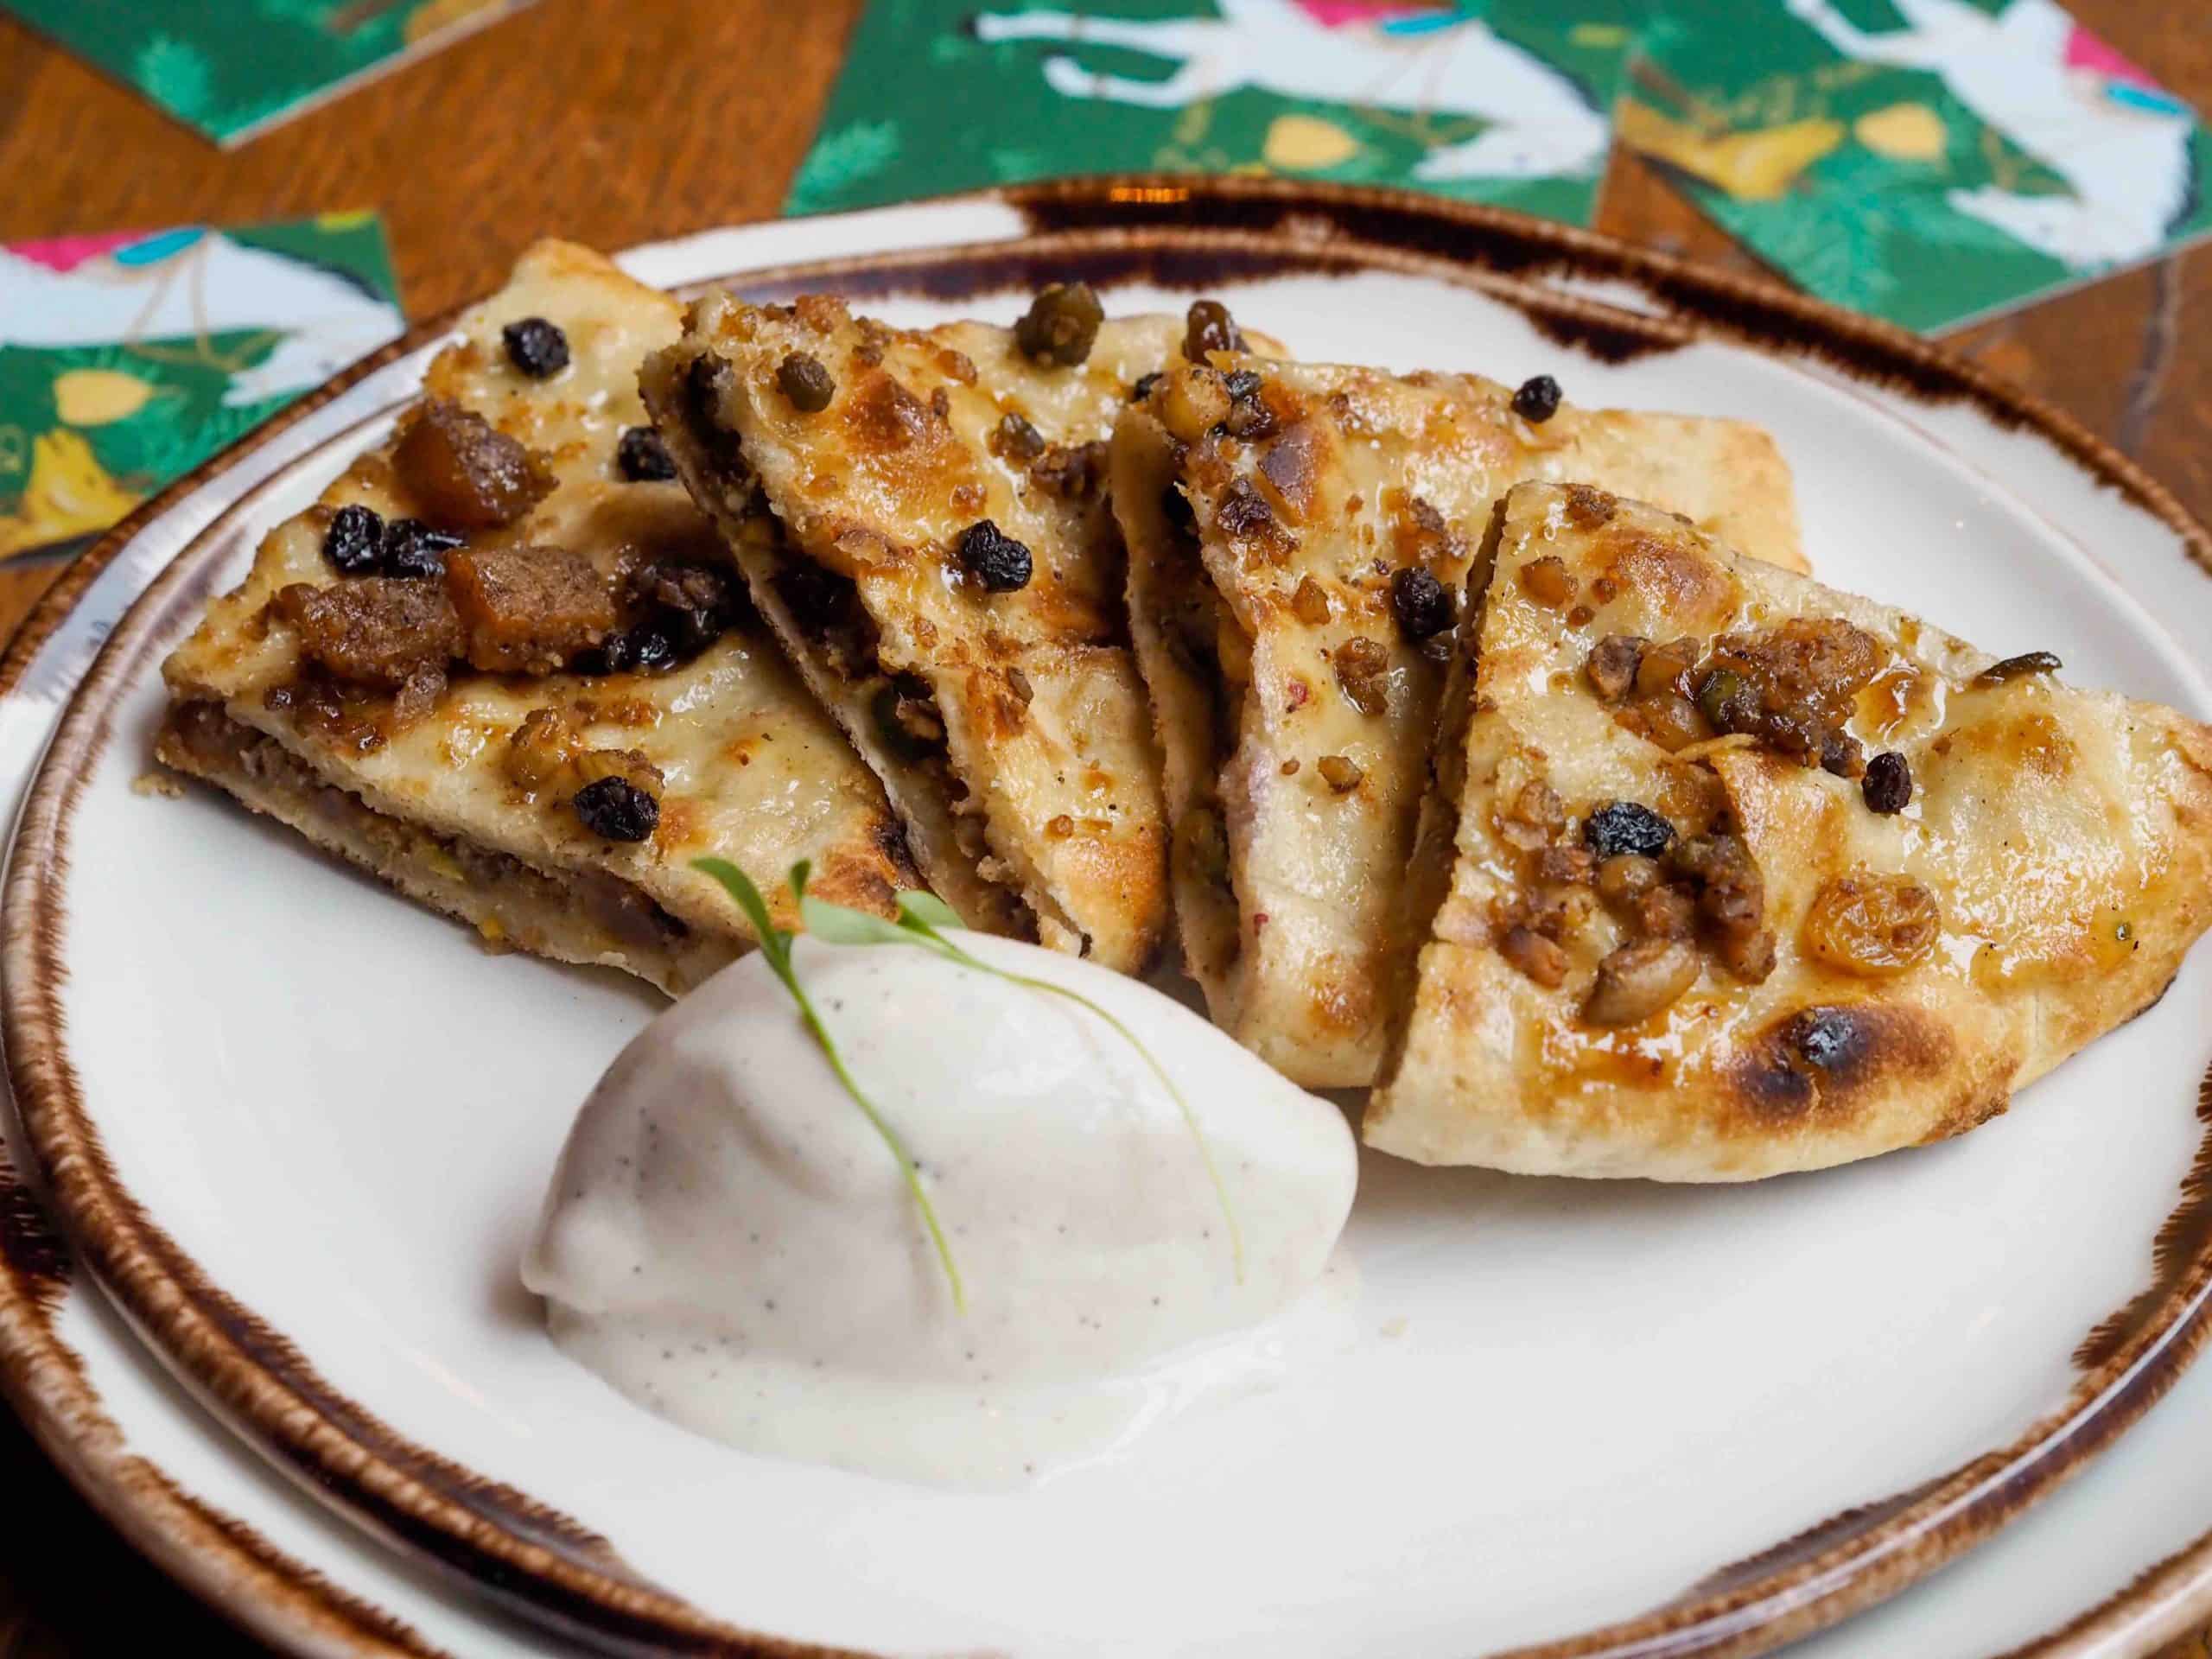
[702,855,1248,1306]
[786,980,968,1317]
[692,856,966,1313]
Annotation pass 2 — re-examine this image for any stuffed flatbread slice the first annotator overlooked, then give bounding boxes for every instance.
[1369,480,2212,1179]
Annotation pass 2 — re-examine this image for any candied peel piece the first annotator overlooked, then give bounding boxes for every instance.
[448,544,616,675]
[391,398,554,530]
[274,578,461,687]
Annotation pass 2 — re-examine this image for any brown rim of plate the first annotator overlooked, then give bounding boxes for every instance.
[0,178,2209,1659]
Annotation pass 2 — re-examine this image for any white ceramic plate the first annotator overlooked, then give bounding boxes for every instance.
[5,181,2212,1658]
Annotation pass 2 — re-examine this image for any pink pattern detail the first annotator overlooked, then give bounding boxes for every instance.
[1289,0,1453,27]
[3,230,145,274]
[2063,25,2167,95]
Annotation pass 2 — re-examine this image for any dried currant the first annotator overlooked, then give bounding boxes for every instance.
[322,504,385,575]
[573,775,659,842]
[1389,566,1455,642]
[502,317,569,378]
[1861,750,1912,814]
[1787,1007,1859,1071]
[1582,800,1677,860]
[380,518,463,580]
[957,519,1033,593]
[1511,374,1562,423]
[617,426,677,481]
[575,626,677,677]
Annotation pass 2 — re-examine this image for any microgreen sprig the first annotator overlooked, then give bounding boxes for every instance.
[795,874,1246,1287]
[691,856,966,1313]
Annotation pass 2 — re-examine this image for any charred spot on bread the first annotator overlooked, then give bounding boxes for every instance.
[1733,1003,1955,1122]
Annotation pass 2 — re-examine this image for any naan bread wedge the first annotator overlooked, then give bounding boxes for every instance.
[1114,358,1806,1085]
[160,241,918,994]
[1369,480,2212,1179]
[642,295,1281,972]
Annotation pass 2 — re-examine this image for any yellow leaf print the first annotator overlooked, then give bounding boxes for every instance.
[0,431,140,558]
[1263,114,1362,172]
[1855,103,1948,162]
[53,368,158,428]
[1618,100,1845,201]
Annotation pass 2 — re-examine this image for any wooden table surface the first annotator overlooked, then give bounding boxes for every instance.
[2,1,2208,1652]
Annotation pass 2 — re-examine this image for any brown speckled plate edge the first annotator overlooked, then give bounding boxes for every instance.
[1,177,2209,1659]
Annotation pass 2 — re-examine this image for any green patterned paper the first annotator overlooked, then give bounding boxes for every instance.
[1,215,403,562]
[791,0,1643,226]
[1626,0,2212,332]
[3,0,535,146]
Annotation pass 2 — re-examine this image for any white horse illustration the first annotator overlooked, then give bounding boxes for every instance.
[0,230,404,405]
[1783,0,2197,270]
[972,0,1610,182]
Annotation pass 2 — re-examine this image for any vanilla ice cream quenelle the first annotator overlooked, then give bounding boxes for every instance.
[522,926,1358,1486]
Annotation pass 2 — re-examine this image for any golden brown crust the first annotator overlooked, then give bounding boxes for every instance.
[1116,360,1808,1087]
[636,357,1033,946]
[1367,482,2212,1179]
[160,241,917,973]
[645,291,1181,972]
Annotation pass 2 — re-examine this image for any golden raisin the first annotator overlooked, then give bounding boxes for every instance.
[1520,556,1576,607]
[1183,298,1244,361]
[505,708,580,794]
[1803,873,1941,977]
[1014,283,1103,366]
[1317,754,1363,792]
